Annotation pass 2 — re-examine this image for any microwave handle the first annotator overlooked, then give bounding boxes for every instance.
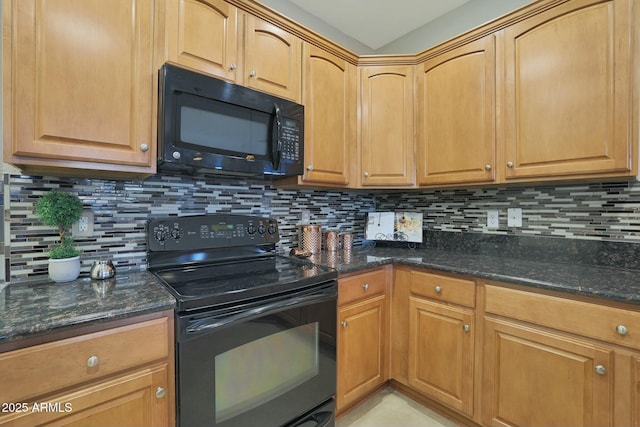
[271,103,283,170]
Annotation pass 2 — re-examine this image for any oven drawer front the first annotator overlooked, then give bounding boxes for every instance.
[176,288,336,427]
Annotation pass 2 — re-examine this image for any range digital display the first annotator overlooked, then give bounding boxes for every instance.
[210,224,235,231]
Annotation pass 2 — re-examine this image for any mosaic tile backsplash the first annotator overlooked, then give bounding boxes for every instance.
[6,173,640,282]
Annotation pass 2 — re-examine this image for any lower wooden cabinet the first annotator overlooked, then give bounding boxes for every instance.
[482,317,613,427]
[0,311,175,427]
[409,297,475,417]
[336,268,390,413]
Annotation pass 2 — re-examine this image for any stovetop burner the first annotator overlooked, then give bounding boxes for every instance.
[147,214,337,312]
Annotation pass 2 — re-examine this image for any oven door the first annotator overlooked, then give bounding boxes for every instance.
[176,282,337,427]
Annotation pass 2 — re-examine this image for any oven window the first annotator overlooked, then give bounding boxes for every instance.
[214,322,319,423]
[179,96,271,157]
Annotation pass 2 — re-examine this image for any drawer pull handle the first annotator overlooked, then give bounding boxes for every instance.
[594,365,606,375]
[156,387,166,399]
[341,321,348,328]
[434,285,442,294]
[363,283,369,291]
[86,355,100,368]
[616,325,628,336]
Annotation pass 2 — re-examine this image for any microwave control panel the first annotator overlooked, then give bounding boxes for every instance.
[280,119,301,162]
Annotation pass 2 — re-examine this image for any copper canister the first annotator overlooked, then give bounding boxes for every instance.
[325,230,339,252]
[299,224,322,254]
[342,232,353,252]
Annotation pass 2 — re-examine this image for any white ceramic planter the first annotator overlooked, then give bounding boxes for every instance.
[48,256,81,283]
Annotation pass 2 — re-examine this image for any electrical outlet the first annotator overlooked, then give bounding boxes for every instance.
[507,208,523,227]
[487,210,500,228]
[72,210,94,237]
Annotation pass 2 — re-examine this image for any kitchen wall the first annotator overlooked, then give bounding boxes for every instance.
[6,170,640,283]
[5,173,374,283]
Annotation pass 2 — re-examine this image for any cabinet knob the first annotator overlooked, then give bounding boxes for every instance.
[140,144,149,152]
[86,355,100,368]
[249,70,256,77]
[230,63,237,70]
[485,164,492,171]
[594,365,606,375]
[341,321,348,328]
[463,324,470,333]
[363,171,369,178]
[506,161,514,168]
[362,283,369,291]
[434,285,442,294]
[616,325,628,336]
[155,387,166,399]
[306,165,313,171]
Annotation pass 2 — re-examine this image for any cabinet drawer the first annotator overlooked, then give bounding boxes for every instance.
[339,269,387,306]
[410,270,476,308]
[0,317,169,403]
[485,285,640,349]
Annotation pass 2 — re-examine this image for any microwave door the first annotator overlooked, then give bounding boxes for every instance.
[271,104,282,170]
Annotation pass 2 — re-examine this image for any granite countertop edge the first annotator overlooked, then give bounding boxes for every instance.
[0,271,176,346]
[314,247,640,306]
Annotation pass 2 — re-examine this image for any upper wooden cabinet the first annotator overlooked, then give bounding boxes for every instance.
[499,0,635,181]
[417,36,496,186]
[359,65,415,187]
[165,3,302,102]
[165,0,240,82]
[3,0,161,177]
[301,44,356,186]
[244,15,302,102]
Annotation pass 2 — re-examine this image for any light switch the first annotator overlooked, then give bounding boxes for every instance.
[487,211,499,228]
[507,208,522,227]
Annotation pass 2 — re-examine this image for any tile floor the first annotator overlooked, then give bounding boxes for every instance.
[335,388,463,427]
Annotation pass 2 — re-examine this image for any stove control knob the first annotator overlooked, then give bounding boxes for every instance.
[268,223,277,234]
[257,223,266,234]
[247,225,257,234]
[171,228,181,240]
[155,229,167,243]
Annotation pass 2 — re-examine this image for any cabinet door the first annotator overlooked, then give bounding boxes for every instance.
[417,36,495,186]
[166,0,239,82]
[501,0,634,180]
[0,365,171,427]
[244,16,302,102]
[302,44,355,185]
[337,294,388,412]
[482,318,613,427]
[359,66,415,187]
[408,297,474,416]
[4,0,157,175]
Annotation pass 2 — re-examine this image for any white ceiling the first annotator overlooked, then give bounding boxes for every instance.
[287,0,472,50]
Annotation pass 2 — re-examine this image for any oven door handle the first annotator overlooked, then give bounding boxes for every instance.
[185,288,336,334]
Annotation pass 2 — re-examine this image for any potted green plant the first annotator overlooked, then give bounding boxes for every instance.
[35,190,84,282]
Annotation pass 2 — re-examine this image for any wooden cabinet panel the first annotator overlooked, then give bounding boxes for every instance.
[501,0,634,180]
[244,16,302,102]
[0,318,168,404]
[338,268,387,306]
[409,297,474,416]
[337,294,388,413]
[482,317,613,427]
[0,365,170,427]
[359,65,415,187]
[166,0,240,82]
[485,284,640,349]
[301,44,355,185]
[417,35,496,186]
[4,0,159,175]
[410,270,476,308]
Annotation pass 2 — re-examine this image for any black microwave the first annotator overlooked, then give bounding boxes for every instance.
[158,64,304,177]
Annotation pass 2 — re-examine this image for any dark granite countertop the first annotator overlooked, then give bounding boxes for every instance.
[307,246,640,306]
[0,271,176,345]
